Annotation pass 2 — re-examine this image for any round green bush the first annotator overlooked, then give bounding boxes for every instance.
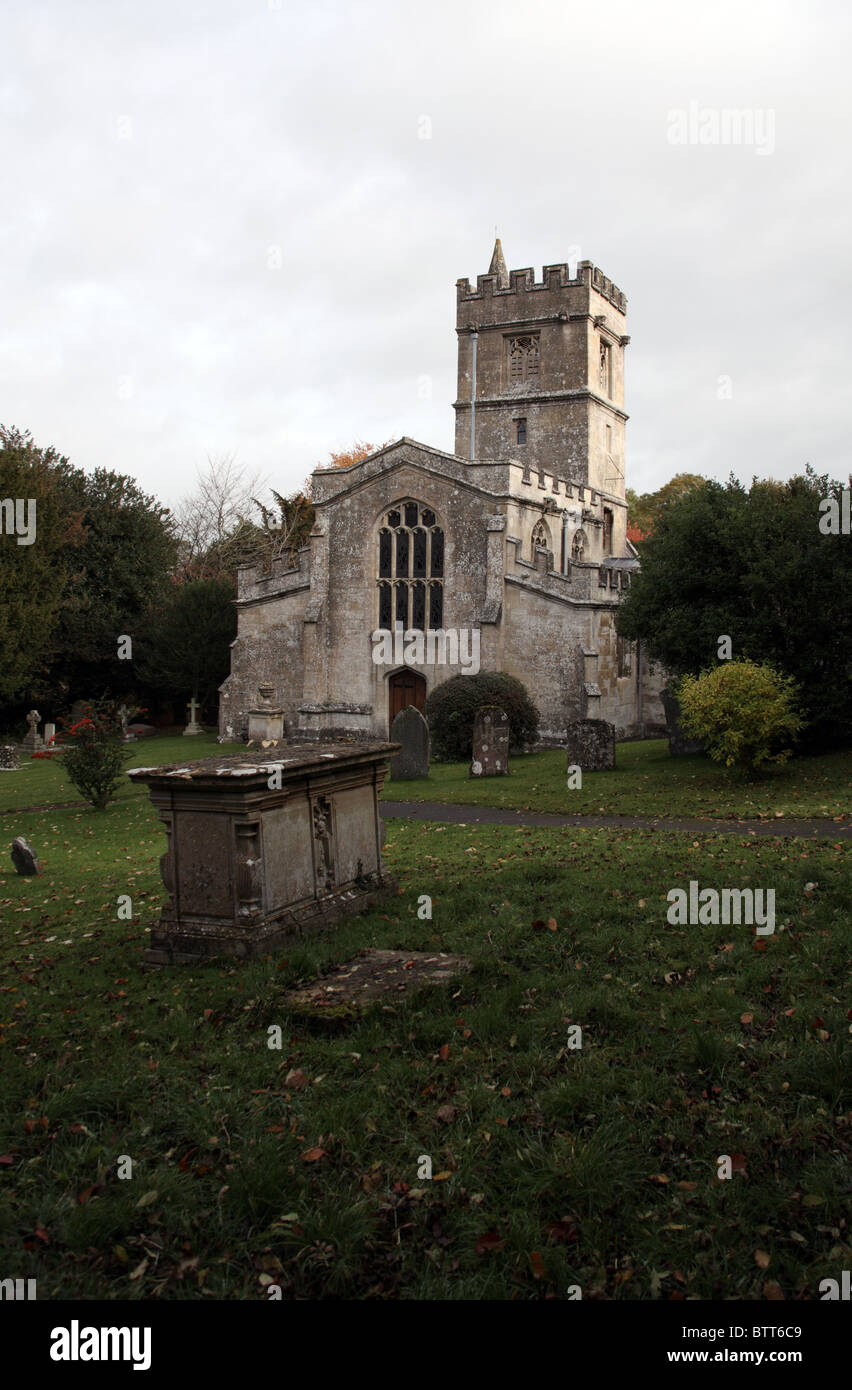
[425,672,539,762]
[678,660,804,777]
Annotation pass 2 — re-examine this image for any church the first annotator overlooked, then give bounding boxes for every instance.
[218,241,665,746]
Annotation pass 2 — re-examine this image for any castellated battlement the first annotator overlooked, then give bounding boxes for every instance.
[456,259,626,315]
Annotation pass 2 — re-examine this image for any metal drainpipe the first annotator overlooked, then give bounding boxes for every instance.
[469,331,478,461]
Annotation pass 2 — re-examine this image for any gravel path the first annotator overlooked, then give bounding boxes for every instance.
[380,801,851,840]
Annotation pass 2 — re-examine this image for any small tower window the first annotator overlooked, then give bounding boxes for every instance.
[603,507,613,555]
[516,418,527,446]
[599,341,612,395]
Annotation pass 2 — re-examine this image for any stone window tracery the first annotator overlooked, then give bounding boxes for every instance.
[378,502,444,630]
[506,333,540,383]
[531,518,550,558]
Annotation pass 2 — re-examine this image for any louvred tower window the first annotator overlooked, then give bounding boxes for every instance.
[506,333,540,384]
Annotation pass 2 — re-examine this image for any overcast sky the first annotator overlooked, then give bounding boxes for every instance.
[2,0,850,512]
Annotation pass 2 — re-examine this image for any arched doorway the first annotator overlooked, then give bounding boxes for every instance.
[388,669,426,731]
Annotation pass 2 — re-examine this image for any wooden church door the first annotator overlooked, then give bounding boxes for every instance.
[388,670,427,729]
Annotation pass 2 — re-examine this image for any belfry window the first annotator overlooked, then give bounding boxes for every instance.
[506,333,540,384]
[378,502,444,630]
[516,418,527,445]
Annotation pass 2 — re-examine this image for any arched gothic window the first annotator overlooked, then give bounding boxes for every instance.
[571,529,587,562]
[531,518,550,558]
[377,502,444,630]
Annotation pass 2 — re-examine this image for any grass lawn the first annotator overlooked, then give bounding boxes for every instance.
[383,739,852,822]
[0,731,245,815]
[0,734,849,1299]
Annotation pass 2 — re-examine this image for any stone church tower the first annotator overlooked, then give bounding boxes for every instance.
[218,242,664,746]
[455,238,629,508]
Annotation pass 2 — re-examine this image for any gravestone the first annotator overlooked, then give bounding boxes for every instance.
[20,709,43,753]
[128,741,398,965]
[470,706,509,777]
[128,723,158,738]
[183,697,204,736]
[11,836,40,875]
[660,687,704,757]
[0,746,20,771]
[44,722,56,747]
[564,718,616,771]
[118,705,135,742]
[389,706,429,780]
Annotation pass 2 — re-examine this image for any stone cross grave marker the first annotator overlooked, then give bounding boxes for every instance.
[183,697,204,736]
[389,705,429,780]
[21,709,43,752]
[470,705,509,777]
[564,718,616,771]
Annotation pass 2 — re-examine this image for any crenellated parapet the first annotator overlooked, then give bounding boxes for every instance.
[456,259,626,315]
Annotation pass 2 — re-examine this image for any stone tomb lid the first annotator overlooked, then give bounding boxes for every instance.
[283,948,472,1023]
[127,741,400,788]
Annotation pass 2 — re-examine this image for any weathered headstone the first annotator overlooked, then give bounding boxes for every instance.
[470,706,509,777]
[44,722,56,747]
[118,705,135,742]
[128,723,158,738]
[183,697,204,736]
[21,709,43,752]
[660,687,704,757]
[0,746,20,771]
[11,836,40,875]
[564,718,616,771]
[389,705,429,780]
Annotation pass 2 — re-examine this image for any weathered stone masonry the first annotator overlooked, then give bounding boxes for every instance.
[219,241,665,746]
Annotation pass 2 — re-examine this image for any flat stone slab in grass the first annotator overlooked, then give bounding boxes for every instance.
[283,948,471,1022]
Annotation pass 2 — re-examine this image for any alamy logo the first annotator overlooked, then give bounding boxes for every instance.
[0,1276,36,1299]
[372,622,480,674]
[667,102,775,155]
[50,1320,152,1371]
[666,881,775,934]
[818,488,851,535]
[0,498,37,546]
